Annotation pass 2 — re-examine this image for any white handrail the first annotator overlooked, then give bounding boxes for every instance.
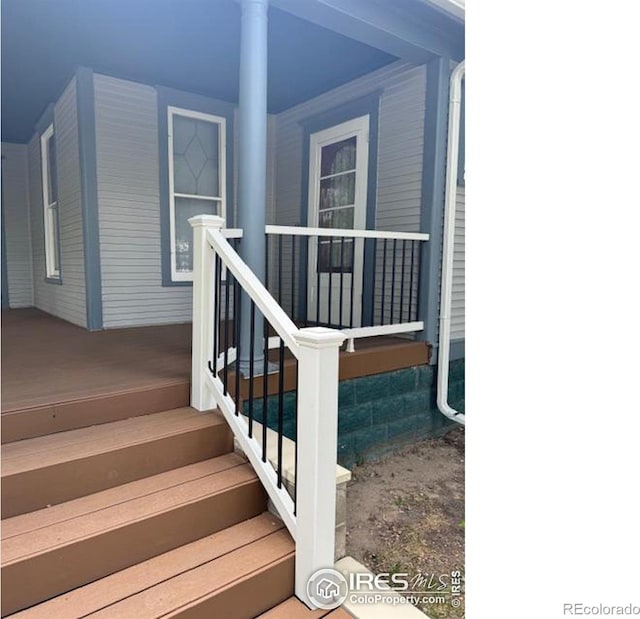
[189,215,345,609]
[266,224,429,242]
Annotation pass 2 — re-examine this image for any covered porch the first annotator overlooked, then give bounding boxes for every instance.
[1,307,430,443]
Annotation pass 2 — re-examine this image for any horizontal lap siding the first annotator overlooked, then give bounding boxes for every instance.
[2,142,33,307]
[451,186,465,341]
[273,61,426,322]
[94,74,192,328]
[28,78,87,327]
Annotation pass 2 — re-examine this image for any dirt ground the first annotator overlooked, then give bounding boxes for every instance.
[346,427,465,618]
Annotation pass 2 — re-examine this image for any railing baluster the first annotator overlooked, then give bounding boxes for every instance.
[278,234,283,306]
[249,301,255,436]
[262,315,269,463]
[315,237,320,325]
[291,236,296,322]
[350,239,356,328]
[400,239,407,323]
[327,237,333,327]
[409,240,416,324]
[339,237,345,328]
[390,238,397,324]
[234,273,241,416]
[223,265,230,394]
[415,241,424,321]
[381,238,387,325]
[277,338,285,489]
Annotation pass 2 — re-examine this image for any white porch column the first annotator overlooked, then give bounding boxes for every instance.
[238,0,269,374]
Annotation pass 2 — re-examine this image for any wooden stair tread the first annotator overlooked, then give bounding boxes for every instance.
[1,408,220,473]
[1,408,233,519]
[2,453,246,540]
[9,513,285,618]
[1,455,266,615]
[83,529,294,618]
[2,457,256,563]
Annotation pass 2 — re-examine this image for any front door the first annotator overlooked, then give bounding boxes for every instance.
[307,115,369,327]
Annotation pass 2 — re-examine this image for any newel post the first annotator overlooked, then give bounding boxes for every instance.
[293,326,346,607]
[189,215,225,411]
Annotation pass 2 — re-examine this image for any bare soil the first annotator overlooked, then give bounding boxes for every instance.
[346,428,465,618]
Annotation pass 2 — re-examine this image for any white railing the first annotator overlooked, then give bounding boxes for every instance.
[266,225,430,350]
[190,215,345,608]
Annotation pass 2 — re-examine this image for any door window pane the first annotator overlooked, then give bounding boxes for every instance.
[174,197,220,273]
[318,238,354,273]
[320,137,356,177]
[318,207,354,229]
[319,173,355,209]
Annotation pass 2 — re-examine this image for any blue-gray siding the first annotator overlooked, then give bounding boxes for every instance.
[93,74,192,328]
[28,78,87,327]
[1,142,33,308]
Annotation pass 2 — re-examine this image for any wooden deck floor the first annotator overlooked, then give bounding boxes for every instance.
[1,309,192,413]
[1,308,429,416]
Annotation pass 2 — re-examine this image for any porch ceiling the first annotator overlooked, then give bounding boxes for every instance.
[1,0,397,143]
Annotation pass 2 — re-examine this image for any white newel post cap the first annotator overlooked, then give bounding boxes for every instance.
[188,214,225,229]
[294,326,346,349]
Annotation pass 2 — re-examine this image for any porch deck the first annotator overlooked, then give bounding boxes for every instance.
[1,308,429,442]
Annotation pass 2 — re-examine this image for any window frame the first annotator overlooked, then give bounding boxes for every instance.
[40,123,61,281]
[167,105,227,282]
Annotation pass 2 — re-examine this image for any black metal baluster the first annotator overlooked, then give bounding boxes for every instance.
[291,236,296,321]
[400,240,407,323]
[277,338,285,489]
[409,241,416,324]
[262,316,269,463]
[350,239,357,328]
[390,239,397,324]
[278,234,283,306]
[316,238,320,325]
[249,301,255,436]
[234,274,241,416]
[339,236,345,328]
[415,242,424,321]
[381,239,387,325]
[327,237,334,327]
[223,265,231,394]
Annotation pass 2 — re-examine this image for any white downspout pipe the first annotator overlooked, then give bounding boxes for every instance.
[437,60,465,426]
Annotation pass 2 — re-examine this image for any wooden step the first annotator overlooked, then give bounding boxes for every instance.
[1,408,232,518]
[1,453,266,616]
[258,597,352,618]
[8,513,292,619]
[1,380,191,444]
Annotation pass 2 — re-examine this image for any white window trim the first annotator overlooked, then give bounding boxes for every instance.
[40,123,60,280]
[167,106,227,282]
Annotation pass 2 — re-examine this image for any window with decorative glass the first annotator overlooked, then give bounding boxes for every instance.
[167,106,226,281]
[40,123,60,280]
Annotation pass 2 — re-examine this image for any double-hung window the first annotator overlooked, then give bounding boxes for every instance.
[167,106,226,281]
[40,123,60,280]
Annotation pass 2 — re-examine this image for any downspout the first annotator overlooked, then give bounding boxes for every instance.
[437,60,465,426]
